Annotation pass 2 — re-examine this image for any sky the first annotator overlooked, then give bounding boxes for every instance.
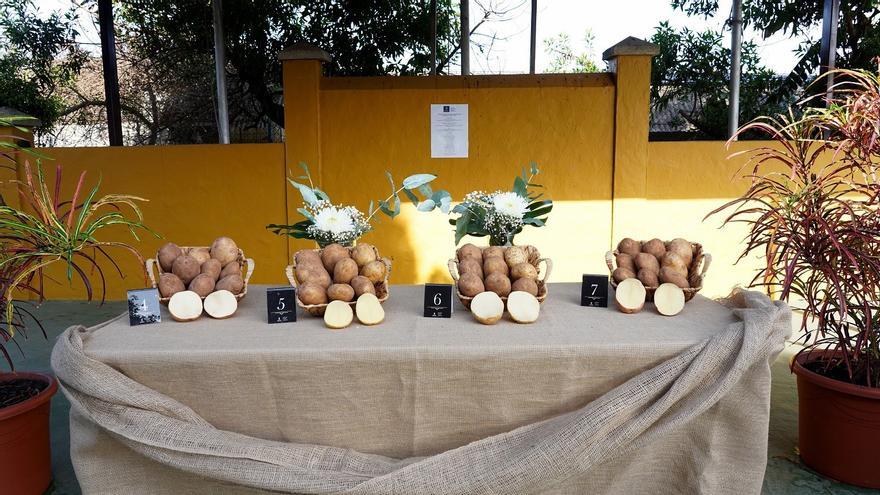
[40,0,817,76]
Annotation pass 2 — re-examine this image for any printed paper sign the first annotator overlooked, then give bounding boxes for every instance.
[431,104,468,158]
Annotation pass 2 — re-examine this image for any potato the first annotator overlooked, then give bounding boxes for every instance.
[458,272,485,297]
[616,253,636,273]
[483,256,509,277]
[659,267,690,289]
[350,276,376,297]
[221,261,242,279]
[654,283,686,316]
[355,293,385,325]
[203,290,238,319]
[297,266,331,289]
[216,274,244,294]
[333,258,359,284]
[327,283,355,302]
[168,291,203,322]
[483,246,505,259]
[351,244,377,267]
[667,238,694,266]
[661,252,689,277]
[188,274,216,298]
[615,278,646,314]
[458,258,483,279]
[634,253,660,274]
[617,238,641,257]
[612,267,635,283]
[321,243,350,272]
[471,291,504,325]
[510,262,538,281]
[641,238,666,260]
[158,273,185,298]
[200,259,222,281]
[511,277,538,296]
[637,269,659,287]
[295,250,321,266]
[158,242,183,272]
[360,260,387,284]
[507,291,540,324]
[298,283,328,305]
[189,247,211,265]
[209,237,239,266]
[324,300,353,329]
[457,243,482,262]
[171,255,200,285]
[484,272,511,297]
[504,246,528,267]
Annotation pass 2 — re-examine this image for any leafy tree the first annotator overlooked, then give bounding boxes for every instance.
[543,30,600,73]
[0,0,86,132]
[650,21,793,139]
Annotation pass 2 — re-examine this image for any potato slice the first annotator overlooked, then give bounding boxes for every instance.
[324,300,353,329]
[203,290,238,319]
[168,290,203,322]
[654,283,686,316]
[355,293,385,325]
[507,291,540,323]
[471,291,504,325]
[615,278,646,314]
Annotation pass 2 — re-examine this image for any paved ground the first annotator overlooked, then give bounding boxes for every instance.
[6,300,877,494]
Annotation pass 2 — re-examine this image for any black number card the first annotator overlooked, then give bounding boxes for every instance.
[424,284,453,318]
[581,274,609,308]
[128,288,161,326]
[267,287,297,324]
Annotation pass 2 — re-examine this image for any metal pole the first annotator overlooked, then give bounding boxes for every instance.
[819,0,840,106]
[460,0,470,75]
[212,0,230,144]
[97,0,123,146]
[430,0,437,75]
[529,0,537,74]
[727,0,743,139]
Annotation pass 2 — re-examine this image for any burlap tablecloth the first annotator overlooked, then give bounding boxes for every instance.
[52,284,790,494]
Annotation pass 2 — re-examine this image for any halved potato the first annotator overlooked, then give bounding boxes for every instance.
[168,290,203,322]
[471,291,504,325]
[203,290,238,319]
[507,291,540,323]
[324,300,353,329]
[355,293,384,325]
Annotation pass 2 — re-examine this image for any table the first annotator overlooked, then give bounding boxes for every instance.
[61,284,783,494]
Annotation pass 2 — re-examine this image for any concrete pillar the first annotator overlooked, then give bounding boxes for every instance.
[602,37,659,244]
[278,43,331,254]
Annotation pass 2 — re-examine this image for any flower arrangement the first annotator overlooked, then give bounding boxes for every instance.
[267,163,450,247]
[450,164,552,246]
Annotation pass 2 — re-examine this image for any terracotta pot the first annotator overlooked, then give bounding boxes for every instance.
[792,350,880,488]
[0,372,58,495]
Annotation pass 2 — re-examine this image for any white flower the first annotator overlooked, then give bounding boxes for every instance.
[492,192,529,219]
[313,205,354,235]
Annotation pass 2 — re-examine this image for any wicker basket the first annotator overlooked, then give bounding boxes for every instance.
[605,241,711,303]
[286,245,392,317]
[146,246,255,304]
[447,245,553,309]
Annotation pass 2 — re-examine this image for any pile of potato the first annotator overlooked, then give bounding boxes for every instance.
[294,243,387,307]
[455,243,542,298]
[612,238,698,289]
[156,237,245,299]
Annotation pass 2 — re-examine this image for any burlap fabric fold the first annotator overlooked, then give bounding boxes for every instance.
[52,289,790,494]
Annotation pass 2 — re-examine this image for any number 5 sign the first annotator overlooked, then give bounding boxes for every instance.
[267,287,297,324]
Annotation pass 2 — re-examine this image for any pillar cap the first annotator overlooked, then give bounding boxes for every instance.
[279,43,331,63]
[0,107,41,128]
[602,37,660,61]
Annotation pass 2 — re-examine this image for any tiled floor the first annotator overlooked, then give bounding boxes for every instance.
[7,300,877,494]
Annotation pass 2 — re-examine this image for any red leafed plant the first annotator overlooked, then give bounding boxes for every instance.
[707,67,880,386]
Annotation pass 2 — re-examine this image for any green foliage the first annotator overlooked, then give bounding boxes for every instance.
[543,31,600,73]
[650,21,793,139]
[0,0,86,132]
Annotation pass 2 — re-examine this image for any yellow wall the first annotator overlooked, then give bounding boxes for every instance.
[24,144,289,300]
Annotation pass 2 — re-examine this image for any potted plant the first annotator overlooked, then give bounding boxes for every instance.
[708,68,880,488]
[0,121,153,494]
[449,163,552,246]
[266,163,450,247]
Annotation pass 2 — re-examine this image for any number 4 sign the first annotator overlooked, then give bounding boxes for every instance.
[267,287,297,324]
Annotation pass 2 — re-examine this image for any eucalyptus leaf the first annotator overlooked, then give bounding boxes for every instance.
[417,183,433,198]
[297,207,315,222]
[417,199,436,212]
[439,195,452,214]
[513,176,528,197]
[455,210,471,244]
[403,173,436,189]
[385,171,395,195]
[288,179,319,205]
[403,188,420,205]
[530,162,539,175]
